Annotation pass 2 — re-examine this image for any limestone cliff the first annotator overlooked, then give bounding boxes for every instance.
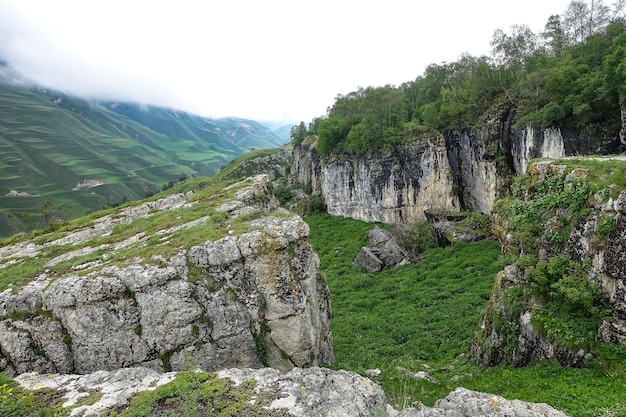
[291,136,460,223]
[471,160,626,367]
[292,119,624,222]
[0,174,333,375]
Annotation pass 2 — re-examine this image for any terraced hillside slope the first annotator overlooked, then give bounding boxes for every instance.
[0,76,285,238]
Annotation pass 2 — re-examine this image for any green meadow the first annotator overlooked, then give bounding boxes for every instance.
[305,213,626,416]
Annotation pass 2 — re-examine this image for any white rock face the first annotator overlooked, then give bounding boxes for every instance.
[0,175,333,376]
[513,126,566,174]
[14,367,569,417]
[292,138,459,223]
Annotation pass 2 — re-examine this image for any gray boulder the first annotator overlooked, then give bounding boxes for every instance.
[394,387,568,416]
[354,226,411,271]
[0,175,333,376]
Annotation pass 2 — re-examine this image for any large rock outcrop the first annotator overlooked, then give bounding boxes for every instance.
[471,160,626,367]
[15,366,569,416]
[0,175,333,376]
[291,136,460,223]
[292,120,625,223]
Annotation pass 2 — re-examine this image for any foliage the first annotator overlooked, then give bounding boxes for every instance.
[393,220,437,257]
[306,212,626,416]
[497,166,591,255]
[103,371,284,417]
[522,254,610,348]
[305,195,327,214]
[596,213,615,238]
[298,4,626,158]
[306,214,505,407]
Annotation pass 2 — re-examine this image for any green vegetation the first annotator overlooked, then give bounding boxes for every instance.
[306,212,626,416]
[0,372,95,417]
[101,371,287,417]
[0,371,286,417]
[0,85,284,238]
[0,174,280,293]
[293,3,626,158]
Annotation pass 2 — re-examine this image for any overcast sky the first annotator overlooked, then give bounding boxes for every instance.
[0,0,574,124]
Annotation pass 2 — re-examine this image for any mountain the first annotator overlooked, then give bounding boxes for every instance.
[270,123,295,144]
[0,73,284,237]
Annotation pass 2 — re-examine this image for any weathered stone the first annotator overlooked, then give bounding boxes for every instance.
[394,387,569,416]
[14,367,569,417]
[0,175,333,375]
[291,138,460,223]
[354,247,384,272]
[354,226,411,271]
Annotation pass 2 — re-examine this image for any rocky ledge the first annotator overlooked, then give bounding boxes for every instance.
[0,175,333,376]
[15,366,568,416]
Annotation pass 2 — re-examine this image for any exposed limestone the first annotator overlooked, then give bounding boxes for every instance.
[424,209,490,247]
[445,132,499,214]
[14,367,569,417]
[5,189,37,197]
[512,126,565,175]
[393,387,568,417]
[0,175,333,376]
[291,137,459,224]
[72,179,105,191]
[471,160,626,367]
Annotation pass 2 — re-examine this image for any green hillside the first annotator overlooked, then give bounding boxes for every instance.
[0,82,285,237]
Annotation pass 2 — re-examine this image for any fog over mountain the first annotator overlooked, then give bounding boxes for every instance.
[0,0,572,123]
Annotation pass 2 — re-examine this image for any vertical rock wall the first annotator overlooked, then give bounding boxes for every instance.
[291,137,459,223]
[511,127,566,174]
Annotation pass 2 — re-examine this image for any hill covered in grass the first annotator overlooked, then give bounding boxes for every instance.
[0,78,285,238]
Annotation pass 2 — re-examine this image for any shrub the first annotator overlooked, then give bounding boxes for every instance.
[393,221,436,257]
[306,196,327,214]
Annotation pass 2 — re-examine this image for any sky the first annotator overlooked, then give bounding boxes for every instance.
[0,0,574,124]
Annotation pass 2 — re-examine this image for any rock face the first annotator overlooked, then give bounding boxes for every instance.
[291,137,460,223]
[471,161,626,367]
[424,209,490,247]
[469,265,588,367]
[0,175,333,376]
[511,127,565,175]
[15,366,569,417]
[292,123,625,223]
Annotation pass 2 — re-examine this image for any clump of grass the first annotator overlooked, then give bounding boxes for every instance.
[102,371,284,416]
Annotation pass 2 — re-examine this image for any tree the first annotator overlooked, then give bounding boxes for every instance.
[316,117,350,157]
[542,14,568,54]
[290,121,307,146]
[564,0,611,43]
[491,25,538,68]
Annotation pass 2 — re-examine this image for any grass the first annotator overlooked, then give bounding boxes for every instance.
[544,157,626,197]
[0,175,275,293]
[305,213,626,416]
[0,85,284,238]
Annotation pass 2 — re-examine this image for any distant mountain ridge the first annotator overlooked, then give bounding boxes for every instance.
[0,66,289,237]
